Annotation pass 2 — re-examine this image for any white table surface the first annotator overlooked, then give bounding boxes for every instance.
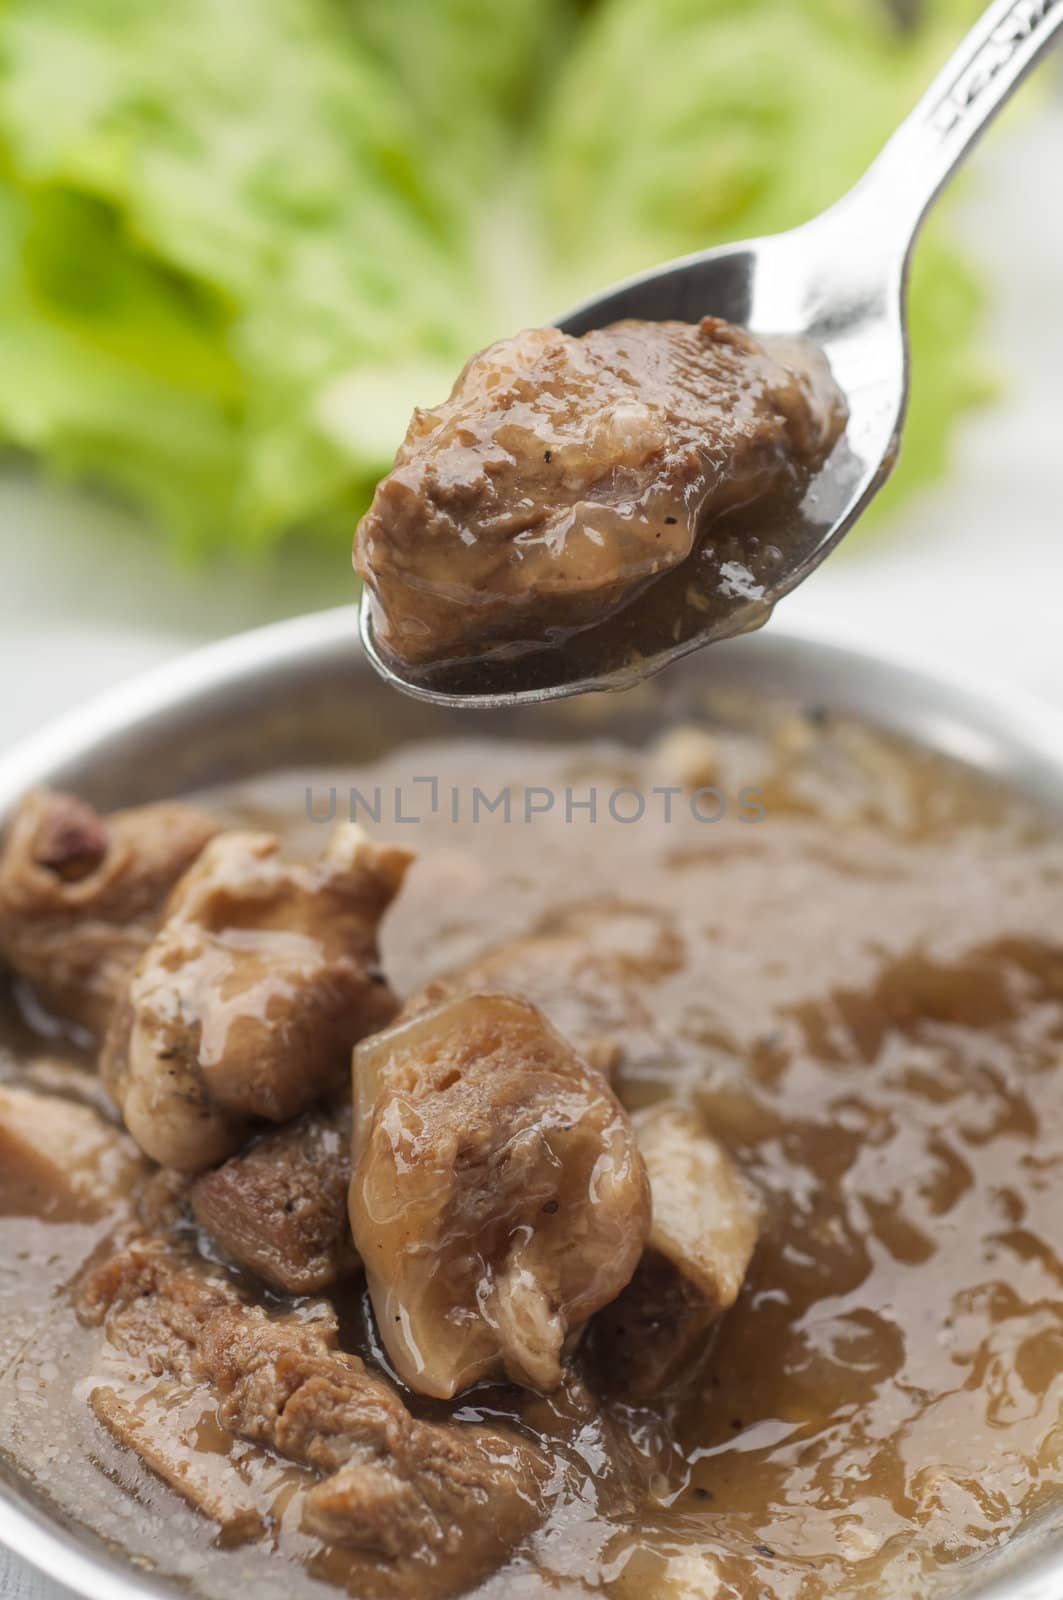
[1,97,1061,1600]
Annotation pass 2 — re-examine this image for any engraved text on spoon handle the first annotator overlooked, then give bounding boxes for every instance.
[867,0,1063,242]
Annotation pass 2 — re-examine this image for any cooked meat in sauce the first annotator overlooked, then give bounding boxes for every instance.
[350,991,650,1398]
[592,1104,760,1398]
[102,824,410,1171]
[355,317,846,676]
[5,706,1063,1599]
[0,788,217,1036]
[189,1106,359,1295]
[82,1241,547,1592]
[0,1083,144,1222]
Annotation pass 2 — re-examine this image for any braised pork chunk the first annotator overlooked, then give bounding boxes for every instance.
[0,1084,144,1221]
[0,789,217,1035]
[189,1107,359,1294]
[593,1104,759,1396]
[355,316,846,670]
[81,1243,548,1590]
[102,824,411,1172]
[350,991,650,1398]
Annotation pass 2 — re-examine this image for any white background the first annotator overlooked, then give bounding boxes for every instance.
[1,90,1061,1600]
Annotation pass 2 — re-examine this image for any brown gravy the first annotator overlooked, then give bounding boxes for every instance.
[4,705,1063,1597]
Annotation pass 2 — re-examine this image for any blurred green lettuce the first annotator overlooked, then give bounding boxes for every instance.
[0,0,991,558]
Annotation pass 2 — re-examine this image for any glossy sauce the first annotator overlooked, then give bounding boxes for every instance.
[354,318,851,700]
[4,705,1063,1598]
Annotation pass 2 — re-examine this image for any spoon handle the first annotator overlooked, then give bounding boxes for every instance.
[868,0,1063,241]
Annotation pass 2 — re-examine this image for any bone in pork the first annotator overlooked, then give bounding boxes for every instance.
[0,789,217,1036]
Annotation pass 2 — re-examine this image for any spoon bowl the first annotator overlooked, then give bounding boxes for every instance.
[362,0,1063,708]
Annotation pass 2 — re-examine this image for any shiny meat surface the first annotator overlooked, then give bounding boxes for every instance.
[82,1242,548,1592]
[7,712,1063,1599]
[355,317,845,671]
[102,824,410,1171]
[592,1104,760,1397]
[0,1084,144,1221]
[190,1108,359,1294]
[350,992,650,1397]
[0,789,217,1035]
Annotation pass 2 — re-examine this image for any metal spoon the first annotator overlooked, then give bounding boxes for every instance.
[361,0,1063,709]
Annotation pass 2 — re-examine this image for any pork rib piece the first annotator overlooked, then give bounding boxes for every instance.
[103,824,411,1171]
[0,789,217,1035]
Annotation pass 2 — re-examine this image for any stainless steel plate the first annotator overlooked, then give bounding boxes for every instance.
[2,605,1063,1600]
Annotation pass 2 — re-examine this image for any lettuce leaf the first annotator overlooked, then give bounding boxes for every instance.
[0,0,481,552]
[0,181,245,549]
[0,0,994,558]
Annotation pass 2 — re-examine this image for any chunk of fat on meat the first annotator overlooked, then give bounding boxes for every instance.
[101,823,412,1172]
[0,1085,145,1221]
[0,789,218,1036]
[349,991,651,1399]
[80,1243,548,1590]
[189,1107,360,1294]
[593,1104,759,1397]
[637,1104,758,1311]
